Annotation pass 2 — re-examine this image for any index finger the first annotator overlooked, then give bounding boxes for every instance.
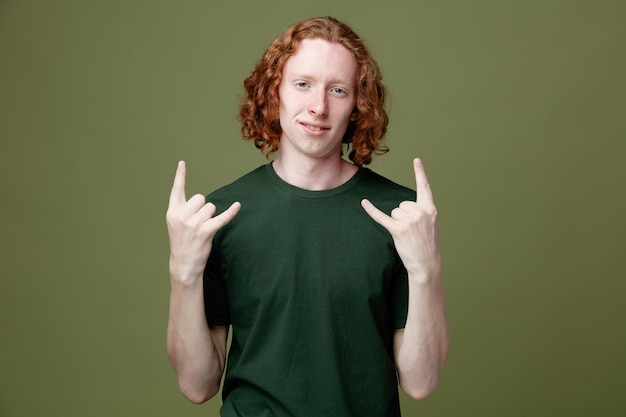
[413,158,434,204]
[168,160,187,207]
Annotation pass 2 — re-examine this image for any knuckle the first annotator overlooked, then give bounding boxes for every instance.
[165,210,180,224]
[412,211,424,222]
[424,204,438,217]
[190,194,206,204]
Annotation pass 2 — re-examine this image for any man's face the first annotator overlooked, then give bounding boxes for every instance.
[278,38,358,162]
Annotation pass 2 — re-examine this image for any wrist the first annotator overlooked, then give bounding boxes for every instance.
[169,263,204,288]
[407,266,442,286]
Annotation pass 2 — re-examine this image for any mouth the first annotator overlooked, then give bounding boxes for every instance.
[300,122,330,132]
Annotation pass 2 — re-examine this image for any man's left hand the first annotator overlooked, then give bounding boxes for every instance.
[361,158,441,281]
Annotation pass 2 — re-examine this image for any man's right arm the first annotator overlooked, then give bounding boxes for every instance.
[165,161,240,403]
[167,281,228,403]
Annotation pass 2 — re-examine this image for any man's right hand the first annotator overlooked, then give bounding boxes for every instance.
[166,160,241,284]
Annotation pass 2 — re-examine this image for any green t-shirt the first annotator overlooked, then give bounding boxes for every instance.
[204,163,415,417]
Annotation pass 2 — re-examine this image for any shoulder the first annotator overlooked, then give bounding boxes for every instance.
[358,168,415,199]
[355,168,415,214]
[208,165,271,196]
[206,165,270,211]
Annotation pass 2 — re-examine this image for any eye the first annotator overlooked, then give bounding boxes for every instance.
[295,81,309,89]
[330,87,346,95]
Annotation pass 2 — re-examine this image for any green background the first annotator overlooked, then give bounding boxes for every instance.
[1,0,624,416]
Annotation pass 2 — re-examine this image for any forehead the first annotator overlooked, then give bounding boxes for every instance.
[283,38,357,84]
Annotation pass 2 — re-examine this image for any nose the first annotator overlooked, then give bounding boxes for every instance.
[308,90,328,117]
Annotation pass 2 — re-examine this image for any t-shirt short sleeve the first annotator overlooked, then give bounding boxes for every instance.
[390,262,409,329]
[203,250,230,326]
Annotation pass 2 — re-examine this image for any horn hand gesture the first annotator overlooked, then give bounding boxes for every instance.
[166,161,241,283]
[361,158,440,281]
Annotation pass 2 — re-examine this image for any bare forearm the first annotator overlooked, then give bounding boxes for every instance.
[395,271,449,400]
[167,276,225,404]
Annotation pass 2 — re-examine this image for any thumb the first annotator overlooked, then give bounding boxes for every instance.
[209,202,242,232]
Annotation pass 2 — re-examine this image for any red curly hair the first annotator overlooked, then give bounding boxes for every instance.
[239,16,389,166]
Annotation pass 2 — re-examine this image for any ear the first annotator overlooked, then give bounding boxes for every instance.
[350,109,358,121]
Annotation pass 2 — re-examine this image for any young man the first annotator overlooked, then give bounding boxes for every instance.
[166,16,449,416]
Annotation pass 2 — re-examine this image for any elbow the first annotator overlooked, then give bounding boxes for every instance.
[401,377,439,400]
[179,382,219,405]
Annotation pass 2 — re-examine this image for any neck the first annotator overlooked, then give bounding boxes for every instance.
[272,153,358,191]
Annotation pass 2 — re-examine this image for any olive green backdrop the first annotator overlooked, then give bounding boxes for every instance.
[1,0,624,416]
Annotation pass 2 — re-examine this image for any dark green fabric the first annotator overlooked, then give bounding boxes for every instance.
[204,163,415,417]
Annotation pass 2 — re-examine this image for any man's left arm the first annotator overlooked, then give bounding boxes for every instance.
[361,158,450,400]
